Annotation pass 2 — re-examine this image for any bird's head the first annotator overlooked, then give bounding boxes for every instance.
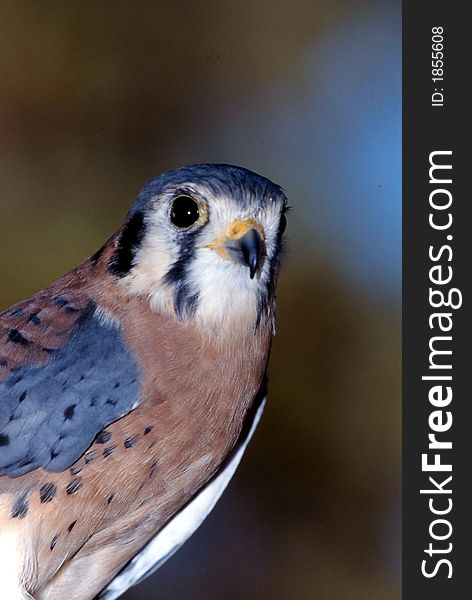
[107,164,288,335]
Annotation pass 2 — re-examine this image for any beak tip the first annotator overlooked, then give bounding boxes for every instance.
[224,227,265,277]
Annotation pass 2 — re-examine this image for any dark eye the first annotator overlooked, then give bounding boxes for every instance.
[170,195,200,229]
[279,213,287,235]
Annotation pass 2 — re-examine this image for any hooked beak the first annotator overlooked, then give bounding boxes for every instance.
[224,227,265,279]
[224,229,265,279]
[206,219,266,279]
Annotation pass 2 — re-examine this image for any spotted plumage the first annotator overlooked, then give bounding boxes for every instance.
[0,164,287,600]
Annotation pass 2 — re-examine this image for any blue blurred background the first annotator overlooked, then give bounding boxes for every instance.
[1,1,400,598]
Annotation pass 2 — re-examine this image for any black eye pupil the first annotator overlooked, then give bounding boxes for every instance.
[170,196,200,228]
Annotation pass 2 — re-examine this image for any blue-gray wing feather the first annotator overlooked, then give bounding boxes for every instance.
[0,313,140,477]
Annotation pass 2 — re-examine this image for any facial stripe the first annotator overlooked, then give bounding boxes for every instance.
[108,211,147,277]
[164,230,202,320]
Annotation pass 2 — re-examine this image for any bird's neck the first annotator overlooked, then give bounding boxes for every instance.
[89,263,271,396]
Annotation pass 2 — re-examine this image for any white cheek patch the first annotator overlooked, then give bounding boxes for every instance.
[186,248,261,333]
[119,228,177,315]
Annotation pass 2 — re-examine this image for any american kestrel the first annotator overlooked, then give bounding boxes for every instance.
[0,164,288,600]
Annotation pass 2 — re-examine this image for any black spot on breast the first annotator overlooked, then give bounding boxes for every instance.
[103,444,117,458]
[108,211,147,277]
[67,520,77,533]
[40,483,57,503]
[70,465,82,475]
[107,493,115,504]
[10,308,23,317]
[149,460,159,479]
[64,305,80,313]
[144,426,153,435]
[64,404,76,420]
[50,534,59,550]
[95,430,112,444]
[0,434,9,446]
[66,477,83,495]
[0,357,7,366]
[11,494,29,518]
[124,435,139,449]
[52,296,68,308]
[84,450,97,464]
[27,312,41,325]
[8,329,31,346]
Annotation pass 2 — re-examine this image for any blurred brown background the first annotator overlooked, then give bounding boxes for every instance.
[1,1,400,599]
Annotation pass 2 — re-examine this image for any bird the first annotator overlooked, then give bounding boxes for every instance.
[0,163,288,600]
